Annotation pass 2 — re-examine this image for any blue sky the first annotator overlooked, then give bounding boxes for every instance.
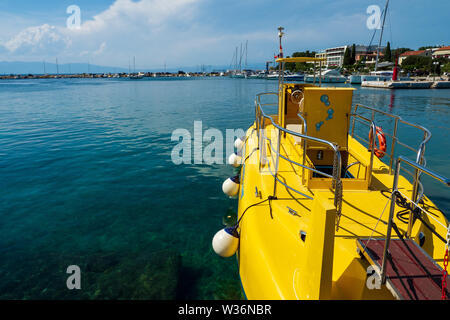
[0,0,448,69]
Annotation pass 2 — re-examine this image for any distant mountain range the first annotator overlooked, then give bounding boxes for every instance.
[0,61,267,75]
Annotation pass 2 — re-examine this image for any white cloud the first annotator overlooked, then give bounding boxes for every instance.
[3,24,71,56]
[0,0,377,68]
[65,0,204,66]
[94,42,107,55]
[0,0,201,64]
[78,0,199,34]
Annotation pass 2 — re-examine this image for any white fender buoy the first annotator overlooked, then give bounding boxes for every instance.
[228,152,243,167]
[212,226,239,257]
[234,137,245,151]
[222,175,240,197]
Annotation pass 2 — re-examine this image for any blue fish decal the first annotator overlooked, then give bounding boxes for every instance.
[316,121,324,131]
[326,108,334,120]
[320,95,330,107]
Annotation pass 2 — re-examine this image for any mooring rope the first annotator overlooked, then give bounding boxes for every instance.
[396,190,447,230]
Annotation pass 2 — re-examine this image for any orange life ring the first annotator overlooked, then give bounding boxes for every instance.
[369,126,387,159]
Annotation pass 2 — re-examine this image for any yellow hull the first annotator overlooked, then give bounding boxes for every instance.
[237,123,448,300]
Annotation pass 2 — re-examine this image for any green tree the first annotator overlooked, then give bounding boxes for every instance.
[343,47,352,66]
[392,48,411,59]
[351,44,356,65]
[401,55,433,74]
[432,57,450,75]
[435,63,441,75]
[442,63,450,73]
[383,42,392,62]
[285,51,317,72]
[418,46,436,50]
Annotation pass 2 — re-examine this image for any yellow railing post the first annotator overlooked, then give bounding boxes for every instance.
[298,192,337,299]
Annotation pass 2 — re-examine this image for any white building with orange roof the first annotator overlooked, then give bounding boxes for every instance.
[398,50,432,65]
[432,46,450,59]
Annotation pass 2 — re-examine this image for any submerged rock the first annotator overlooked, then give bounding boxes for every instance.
[0,248,182,300]
[86,249,182,300]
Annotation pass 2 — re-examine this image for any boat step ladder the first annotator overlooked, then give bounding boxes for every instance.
[357,238,449,300]
[356,156,450,300]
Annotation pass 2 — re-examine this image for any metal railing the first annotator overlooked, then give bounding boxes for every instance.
[381,156,450,284]
[350,103,432,204]
[254,95,436,236]
[255,93,343,218]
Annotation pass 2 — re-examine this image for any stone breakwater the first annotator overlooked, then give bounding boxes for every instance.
[0,72,226,80]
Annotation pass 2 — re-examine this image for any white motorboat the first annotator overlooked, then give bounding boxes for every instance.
[350,71,410,84]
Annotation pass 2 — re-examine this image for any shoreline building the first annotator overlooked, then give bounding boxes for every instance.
[354,45,383,65]
[399,49,433,65]
[399,46,449,65]
[432,46,450,59]
[315,45,384,68]
[315,51,327,61]
[325,46,348,67]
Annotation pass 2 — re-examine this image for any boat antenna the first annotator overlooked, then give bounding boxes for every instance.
[278,26,285,58]
[277,27,285,86]
[375,0,389,71]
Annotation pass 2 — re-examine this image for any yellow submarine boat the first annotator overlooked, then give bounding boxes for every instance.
[213,55,450,300]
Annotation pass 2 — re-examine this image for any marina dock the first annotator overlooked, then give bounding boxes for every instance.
[362,80,450,89]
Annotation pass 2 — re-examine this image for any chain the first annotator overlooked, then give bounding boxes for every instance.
[331,148,343,231]
[442,249,448,300]
[334,179,343,231]
[332,151,338,189]
[442,225,450,300]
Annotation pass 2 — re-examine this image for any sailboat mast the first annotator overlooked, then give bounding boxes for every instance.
[245,40,248,69]
[375,0,389,71]
[230,49,236,71]
[235,47,238,73]
[239,43,242,72]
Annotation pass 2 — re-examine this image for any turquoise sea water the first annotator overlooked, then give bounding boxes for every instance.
[0,77,449,299]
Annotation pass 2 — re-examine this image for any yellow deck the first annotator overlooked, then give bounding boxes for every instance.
[237,124,448,300]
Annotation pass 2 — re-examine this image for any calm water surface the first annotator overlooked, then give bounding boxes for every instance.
[0,78,448,299]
